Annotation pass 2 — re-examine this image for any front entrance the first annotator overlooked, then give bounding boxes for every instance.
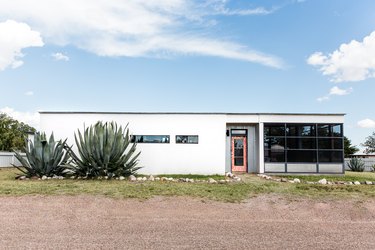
[231,136,247,172]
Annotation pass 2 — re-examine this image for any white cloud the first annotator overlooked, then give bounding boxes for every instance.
[317,86,352,102]
[329,86,352,96]
[24,91,34,96]
[52,52,69,61]
[307,31,375,82]
[358,119,375,128]
[0,20,44,71]
[0,0,284,68]
[0,107,39,129]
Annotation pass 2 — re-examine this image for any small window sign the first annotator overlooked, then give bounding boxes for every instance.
[231,129,247,135]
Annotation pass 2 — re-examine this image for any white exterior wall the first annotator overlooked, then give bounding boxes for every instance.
[40,113,227,175]
[39,112,345,175]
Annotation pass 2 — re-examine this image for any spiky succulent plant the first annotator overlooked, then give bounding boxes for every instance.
[14,132,70,177]
[66,121,141,178]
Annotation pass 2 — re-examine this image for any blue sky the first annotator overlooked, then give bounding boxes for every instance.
[0,0,375,150]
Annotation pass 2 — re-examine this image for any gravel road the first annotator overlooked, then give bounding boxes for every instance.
[0,195,374,249]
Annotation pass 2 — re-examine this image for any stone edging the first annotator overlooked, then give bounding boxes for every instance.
[257,174,374,185]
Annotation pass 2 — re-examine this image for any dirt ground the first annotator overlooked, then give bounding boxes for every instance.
[0,195,375,249]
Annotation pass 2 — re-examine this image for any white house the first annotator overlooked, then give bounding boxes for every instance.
[39,112,345,175]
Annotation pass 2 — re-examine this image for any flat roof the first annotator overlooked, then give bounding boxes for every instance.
[39,111,345,116]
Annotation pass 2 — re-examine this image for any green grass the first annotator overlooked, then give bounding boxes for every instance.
[1,168,375,202]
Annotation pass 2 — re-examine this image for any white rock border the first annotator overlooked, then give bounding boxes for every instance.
[257,174,375,186]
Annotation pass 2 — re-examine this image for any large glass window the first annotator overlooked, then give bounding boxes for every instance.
[264,123,344,172]
[131,135,170,143]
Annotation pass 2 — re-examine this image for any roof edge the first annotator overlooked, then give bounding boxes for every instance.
[38,111,346,116]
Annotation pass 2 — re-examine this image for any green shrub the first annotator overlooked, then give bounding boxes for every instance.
[66,121,141,178]
[347,158,365,172]
[14,132,70,177]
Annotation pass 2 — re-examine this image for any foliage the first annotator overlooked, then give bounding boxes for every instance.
[362,132,375,154]
[344,136,359,157]
[346,158,365,172]
[14,132,70,177]
[66,121,141,178]
[0,113,36,152]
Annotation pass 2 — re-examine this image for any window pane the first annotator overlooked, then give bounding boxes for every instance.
[231,129,247,135]
[318,138,343,149]
[318,151,343,163]
[264,137,285,151]
[318,125,330,137]
[234,158,243,166]
[176,135,198,144]
[287,124,315,136]
[264,150,285,163]
[332,124,342,137]
[287,138,316,149]
[287,150,317,163]
[132,135,170,143]
[264,124,285,137]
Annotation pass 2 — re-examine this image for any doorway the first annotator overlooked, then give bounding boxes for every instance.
[231,135,247,172]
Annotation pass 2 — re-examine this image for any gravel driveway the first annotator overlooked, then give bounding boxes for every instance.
[0,195,374,249]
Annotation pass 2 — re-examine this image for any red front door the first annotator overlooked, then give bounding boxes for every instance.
[231,136,247,172]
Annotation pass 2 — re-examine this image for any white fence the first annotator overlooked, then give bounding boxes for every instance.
[344,158,375,172]
[0,152,25,167]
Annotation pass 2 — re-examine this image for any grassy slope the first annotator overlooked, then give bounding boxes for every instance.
[1,168,375,202]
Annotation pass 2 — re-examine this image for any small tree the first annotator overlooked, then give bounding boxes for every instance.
[362,132,375,154]
[344,136,359,157]
[0,113,36,152]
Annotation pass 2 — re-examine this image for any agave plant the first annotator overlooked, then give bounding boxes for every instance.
[347,158,365,172]
[66,121,141,178]
[14,132,70,177]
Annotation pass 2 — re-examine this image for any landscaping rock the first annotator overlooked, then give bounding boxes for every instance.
[327,181,333,185]
[41,175,47,180]
[281,178,288,182]
[148,175,155,181]
[346,182,353,185]
[226,172,234,178]
[318,179,327,185]
[155,177,160,181]
[336,181,345,185]
[274,179,281,182]
[142,177,147,181]
[288,180,295,183]
[119,176,125,181]
[58,176,64,180]
[161,177,167,181]
[265,176,272,180]
[52,175,58,179]
[293,178,301,184]
[129,175,136,181]
[354,181,361,185]
[167,177,173,181]
[136,177,142,181]
[219,180,226,184]
[19,176,26,180]
[306,181,315,184]
[208,178,217,184]
[233,177,241,182]
[365,181,373,185]
[188,179,195,183]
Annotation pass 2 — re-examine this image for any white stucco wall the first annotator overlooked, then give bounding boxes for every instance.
[40,113,227,175]
[39,112,345,175]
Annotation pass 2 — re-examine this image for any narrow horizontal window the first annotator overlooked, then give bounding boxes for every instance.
[286,124,316,137]
[287,138,316,149]
[318,138,343,149]
[131,135,170,143]
[176,135,198,144]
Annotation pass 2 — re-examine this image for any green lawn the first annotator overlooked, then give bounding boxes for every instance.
[1,168,375,202]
